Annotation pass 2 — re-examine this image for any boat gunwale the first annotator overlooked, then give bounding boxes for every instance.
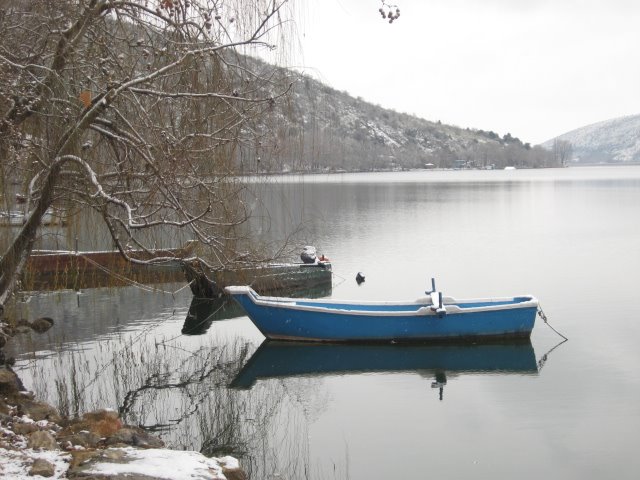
[225,286,539,317]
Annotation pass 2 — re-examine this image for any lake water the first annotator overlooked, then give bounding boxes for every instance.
[9,166,640,479]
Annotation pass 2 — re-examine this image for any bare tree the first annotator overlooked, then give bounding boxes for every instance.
[553,139,573,167]
[0,0,295,305]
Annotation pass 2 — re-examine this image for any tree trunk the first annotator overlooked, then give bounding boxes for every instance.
[0,163,61,305]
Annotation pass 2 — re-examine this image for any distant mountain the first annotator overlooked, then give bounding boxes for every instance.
[243,60,555,173]
[543,114,640,164]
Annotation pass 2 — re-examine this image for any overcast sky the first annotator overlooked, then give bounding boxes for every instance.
[288,0,640,145]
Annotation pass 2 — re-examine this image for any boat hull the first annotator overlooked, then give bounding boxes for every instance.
[184,261,332,298]
[225,286,538,343]
[21,246,192,292]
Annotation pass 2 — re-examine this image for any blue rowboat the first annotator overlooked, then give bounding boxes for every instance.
[224,282,539,343]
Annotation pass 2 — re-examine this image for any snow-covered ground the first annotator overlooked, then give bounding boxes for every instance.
[0,398,241,480]
[0,446,70,479]
[77,448,239,480]
[0,445,239,480]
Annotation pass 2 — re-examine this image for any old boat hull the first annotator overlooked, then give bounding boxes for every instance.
[224,286,538,343]
[184,260,332,298]
[21,245,194,291]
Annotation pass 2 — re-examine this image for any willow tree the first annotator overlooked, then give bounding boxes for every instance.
[0,0,295,304]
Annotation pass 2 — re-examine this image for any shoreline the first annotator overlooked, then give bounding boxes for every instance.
[1,320,246,480]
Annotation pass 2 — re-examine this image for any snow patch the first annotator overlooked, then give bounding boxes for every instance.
[83,447,231,480]
[0,448,70,480]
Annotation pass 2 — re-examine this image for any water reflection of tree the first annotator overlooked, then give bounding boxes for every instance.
[238,377,331,479]
[109,337,266,456]
[11,281,348,479]
[23,327,334,478]
[109,336,332,479]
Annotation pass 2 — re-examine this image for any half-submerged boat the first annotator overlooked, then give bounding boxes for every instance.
[183,246,333,298]
[184,260,332,298]
[224,280,539,343]
[21,242,195,291]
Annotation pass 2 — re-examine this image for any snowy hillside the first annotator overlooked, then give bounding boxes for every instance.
[245,59,555,172]
[543,114,640,163]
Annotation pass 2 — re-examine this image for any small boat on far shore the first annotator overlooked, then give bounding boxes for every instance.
[224,280,539,343]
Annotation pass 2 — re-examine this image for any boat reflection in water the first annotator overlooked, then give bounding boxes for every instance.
[230,340,539,396]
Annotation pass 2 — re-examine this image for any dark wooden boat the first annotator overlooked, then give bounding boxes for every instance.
[20,243,196,291]
[183,259,333,298]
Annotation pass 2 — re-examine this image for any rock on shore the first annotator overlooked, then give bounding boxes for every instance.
[0,366,246,479]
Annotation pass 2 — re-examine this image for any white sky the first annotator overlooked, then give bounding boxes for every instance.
[286,0,640,145]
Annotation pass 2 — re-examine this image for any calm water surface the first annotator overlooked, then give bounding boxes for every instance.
[10,166,640,479]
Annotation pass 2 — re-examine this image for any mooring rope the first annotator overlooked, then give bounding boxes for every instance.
[537,337,567,371]
[331,271,347,289]
[78,253,190,296]
[537,304,568,341]
[534,304,569,371]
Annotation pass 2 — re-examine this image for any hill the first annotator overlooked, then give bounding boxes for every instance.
[543,114,640,164]
[242,63,556,173]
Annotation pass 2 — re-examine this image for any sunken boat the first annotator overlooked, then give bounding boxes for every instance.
[183,246,333,298]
